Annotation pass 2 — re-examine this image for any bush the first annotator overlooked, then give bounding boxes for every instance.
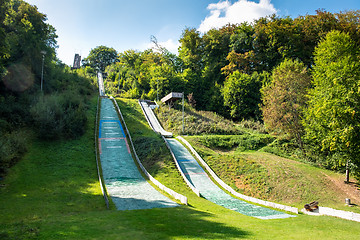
[197,134,275,152]
[31,90,87,140]
[0,130,28,175]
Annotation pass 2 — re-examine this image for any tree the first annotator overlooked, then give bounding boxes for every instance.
[222,71,266,120]
[178,28,204,107]
[0,0,9,76]
[82,45,118,72]
[262,59,311,152]
[304,30,360,182]
[3,0,57,80]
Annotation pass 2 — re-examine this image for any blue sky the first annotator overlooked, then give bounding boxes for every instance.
[25,0,359,66]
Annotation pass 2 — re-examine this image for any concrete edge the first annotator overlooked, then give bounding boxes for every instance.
[302,207,360,222]
[95,96,110,209]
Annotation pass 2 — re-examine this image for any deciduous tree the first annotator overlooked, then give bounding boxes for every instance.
[82,45,118,72]
[304,30,360,181]
[262,59,311,152]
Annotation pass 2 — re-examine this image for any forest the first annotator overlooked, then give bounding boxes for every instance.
[93,10,360,181]
[0,0,96,176]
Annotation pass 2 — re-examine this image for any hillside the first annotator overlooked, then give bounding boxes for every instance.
[1,96,360,239]
[155,102,360,212]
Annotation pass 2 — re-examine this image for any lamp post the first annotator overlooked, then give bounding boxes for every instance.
[40,50,46,92]
[182,92,184,134]
[157,78,159,102]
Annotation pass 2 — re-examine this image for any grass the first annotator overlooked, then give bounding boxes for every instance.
[185,135,360,213]
[1,96,360,239]
[155,101,243,135]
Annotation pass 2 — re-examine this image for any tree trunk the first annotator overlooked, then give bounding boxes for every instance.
[345,159,350,184]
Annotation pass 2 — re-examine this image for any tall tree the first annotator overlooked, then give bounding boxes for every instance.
[0,0,9,76]
[262,59,311,152]
[82,45,118,72]
[3,0,57,78]
[304,30,360,182]
[222,71,266,120]
[178,28,204,107]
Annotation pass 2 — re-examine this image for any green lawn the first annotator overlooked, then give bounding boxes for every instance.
[0,96,359,239]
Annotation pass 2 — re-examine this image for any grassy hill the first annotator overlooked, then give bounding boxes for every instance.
[1,96,360,239]
[155,101,360,212]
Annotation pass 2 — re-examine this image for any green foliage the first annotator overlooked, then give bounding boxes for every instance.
[222,71,266,120]
[262,58,311,149]
[155,101,242,135]
[3,0,57,77]
[105,49,183,99]
[101,10,360,121]
[82,45,118,72]
[196,134,275,152]
[304,30,360,175]
[0,129,28,176]
[30,90,87,140]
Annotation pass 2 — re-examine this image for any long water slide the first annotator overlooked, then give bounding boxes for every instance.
[140,101,295,219]
[97,72,106,97]
[98,98,178,210]
[96,74,180,210]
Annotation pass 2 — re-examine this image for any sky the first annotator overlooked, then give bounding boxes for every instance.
[25,0,360,66]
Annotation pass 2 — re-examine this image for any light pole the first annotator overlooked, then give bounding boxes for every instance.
[182,92,184,134]
[40,50,46,92]
[156,78,159,102]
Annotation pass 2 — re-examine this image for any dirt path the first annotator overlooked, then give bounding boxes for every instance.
[323,173,360,204]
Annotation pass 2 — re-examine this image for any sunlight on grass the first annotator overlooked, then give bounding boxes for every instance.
[80,182,103,196]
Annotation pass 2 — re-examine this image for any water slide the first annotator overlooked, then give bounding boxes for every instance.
[140,102,295,219]
[139,100,173,137]
[97,72,106,97]
[98,98,178,210]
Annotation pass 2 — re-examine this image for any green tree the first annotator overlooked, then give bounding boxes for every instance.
[0,0,9,76]
[3,0,57,80]
[262,59,311,152]
[222,71,266,120]
[304,30,360,182]
[82,45,118,72]
[178,28,204,106]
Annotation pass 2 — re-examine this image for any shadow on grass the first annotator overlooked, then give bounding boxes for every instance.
[39,206,250,239]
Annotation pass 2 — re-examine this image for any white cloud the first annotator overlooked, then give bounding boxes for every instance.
[198,0,278,33]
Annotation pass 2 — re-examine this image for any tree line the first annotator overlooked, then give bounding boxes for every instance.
[0,0,96,176]
[88,10,360,180]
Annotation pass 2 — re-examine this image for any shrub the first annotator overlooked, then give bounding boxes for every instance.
[0,130,28,175]
[31,90,87,140]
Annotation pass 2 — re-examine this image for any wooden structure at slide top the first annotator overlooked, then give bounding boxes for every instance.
[161,92,183,107]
